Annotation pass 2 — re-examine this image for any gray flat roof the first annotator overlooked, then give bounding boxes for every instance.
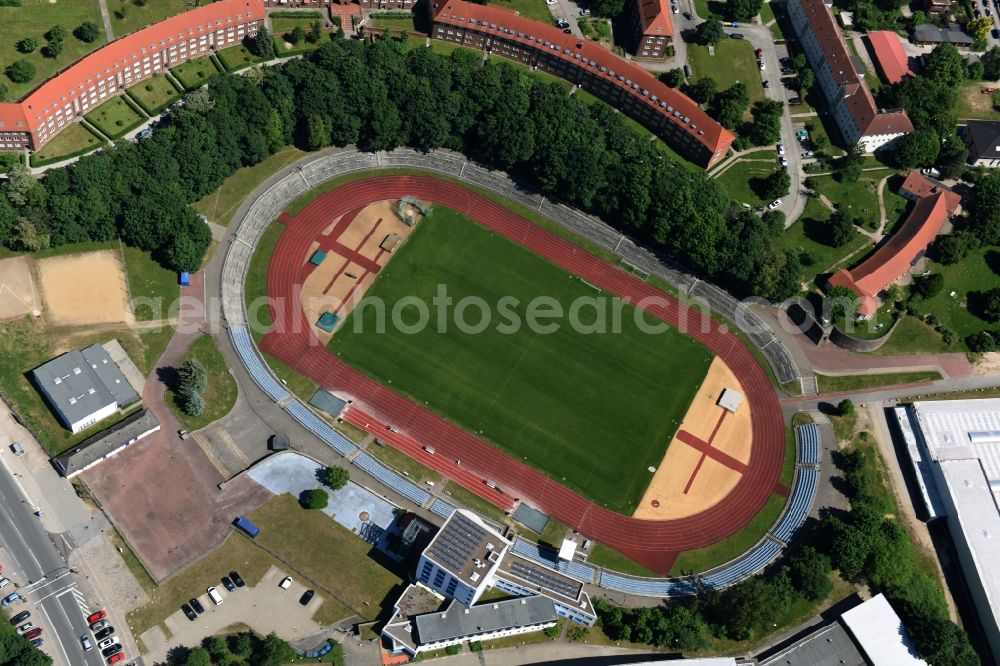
[424,510,507,585]
[32,344,138,427]
[52,408,160,476]
[841,593,927,665]
[415,596,557,644]
[758,622,865,666]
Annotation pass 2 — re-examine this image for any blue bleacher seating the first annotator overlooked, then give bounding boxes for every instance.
[284,400,357,457]
[795,423,822,466]
[597,571,697,596]
[511,538,596,584]
[353,452,430,506]
[230,325,289,402]
[430,498,457,519]
[772,467,819,543]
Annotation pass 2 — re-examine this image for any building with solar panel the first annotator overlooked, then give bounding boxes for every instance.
[384,509,597,656]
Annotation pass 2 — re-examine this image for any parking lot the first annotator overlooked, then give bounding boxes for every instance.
[140,566,325,664]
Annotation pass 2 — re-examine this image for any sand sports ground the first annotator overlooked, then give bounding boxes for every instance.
[257,175,786,574]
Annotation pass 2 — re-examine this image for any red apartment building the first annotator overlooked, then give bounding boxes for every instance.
[264,0,414,8]
[0,0,264,152]
[628,0,673,59]
[427,0,733,167]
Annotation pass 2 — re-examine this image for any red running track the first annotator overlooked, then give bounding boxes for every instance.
[260,175,785,574]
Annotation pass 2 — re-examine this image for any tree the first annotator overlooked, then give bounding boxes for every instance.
[966,330,998,352]
[838,398,855,416]
[10,219,49,251]
[182,648,212,666]
[984,46,1000,80]
[726,0,764,22]
[930,231,978,265]
[760,168,791,200]
[301,488,329,510]
[177,359,208,395]
[246,26,275,58]
[0,630,53,666]
[793,53,807,70]
[184,391,205,417]
[661,68,685,88]
[827,285,860,320]
[968,16,994,41]
[978,287,1000,322]
[907,615,981,666]
[321,465,349,491]
[16,37,37,53]
[891,129,940,168]
[710,82,749,129]
[788,546,833,601]
[937,133,968,179]
[42,39,63,59]
[797,67,815,93]
[825,211,856,247]
[695,18,724,45]
[228,632,253,660]
[288,26,306,45]
[0,82,6,103]
[73,21,101,43]
[308,20,323,44]
[747,99,783,145]
[911,273,944,300]
[685,77,717,105]
[5,59,35,83]
[204,635,230,662]
[590,0,625,17]
[44,25,67,42]
[835,144,864,183]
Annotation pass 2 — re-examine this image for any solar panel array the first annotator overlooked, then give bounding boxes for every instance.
[352,452,430,506]
[229,325,289,402]
[427,512,488,574]
[510,538,596,584]
[284,400,357,457]
[597,571,698,596]
[508,559,579,598]
[430,498,457,520]
[699,539,783,589]
[772,467,819,543]
[796,423,822,466]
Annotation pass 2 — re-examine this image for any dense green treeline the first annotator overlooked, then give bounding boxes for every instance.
[0,35,798,297]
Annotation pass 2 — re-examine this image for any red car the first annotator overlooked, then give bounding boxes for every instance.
[982,88,996,94]
[107,652,125,665]
[755,48,764,58]
[23,627,42,640]
[87,610,106,625]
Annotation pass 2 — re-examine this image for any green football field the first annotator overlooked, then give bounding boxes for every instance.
[329,208,714,513]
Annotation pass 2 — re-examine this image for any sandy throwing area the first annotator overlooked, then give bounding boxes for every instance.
[37,251,133,326]
[0,256,38,320]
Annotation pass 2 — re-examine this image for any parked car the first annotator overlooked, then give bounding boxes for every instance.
[755,47,763,58]
[579,8,591,15]
[993,28,1000,38]
[9,442,23,456]
[189,598,205,614]
[768,199,783,210]
[546,0,557,5]
[107,652,125,665]
[182,604,197,621]
[563,27,572,33]
[24,628,42,640]
[30,638,43,649]
[94,626,115,640]
[777,142,785,155]
[922,167,942,178]
[802,150,815,157]
[221,576,236,593]
[758,59,765,70]
[299,590,315,606]
[730,33,744,39]
[81,635,93,651]
[9,611,30,626]
[229,571,245,588]
[0,578,10,590]
[279,576,293,590]
[17,623,34,634]
[780,156,789,168]
[2,593,20,607]
[98,637,119,650]
[671,3,679,12]
[87,610,107,625]
[683,11,693,19]
[90,619,108,632]
[763,79,770,88]
[102,644,123,658]
[982,88,996,94]
[207,587,223,605]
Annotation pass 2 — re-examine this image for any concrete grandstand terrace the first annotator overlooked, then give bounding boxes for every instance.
[258,175,786,574]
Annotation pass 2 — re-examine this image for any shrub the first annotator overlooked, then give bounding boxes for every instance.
[444,644,462,655]
[321,465,350,491]
[16,37,38,54]
[45,25,68,42]
[5,59,36,84]
[301,488,328,510]
[74,21,101,43]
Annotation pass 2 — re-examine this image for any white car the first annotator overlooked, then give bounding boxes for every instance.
[671,3,679,12]
[0,578,10,589]
[17,623,34,635]
[98,637,119,650]
[802,150,814,158]
[780,156,789,168]
[546,0,557,4]
[777,143,785,155]
[768,199,782,210]
[758,59,765,70]
[279,576,293,590]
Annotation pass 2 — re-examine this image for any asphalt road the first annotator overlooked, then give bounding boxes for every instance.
[0,462,107,666]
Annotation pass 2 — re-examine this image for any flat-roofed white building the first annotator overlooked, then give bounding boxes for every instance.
[894,399,1000,661]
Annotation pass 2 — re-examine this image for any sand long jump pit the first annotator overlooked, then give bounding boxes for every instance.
[0,256,40,320]
[634,356,753,520]
[299,200,419,343]
[37,250,134,326]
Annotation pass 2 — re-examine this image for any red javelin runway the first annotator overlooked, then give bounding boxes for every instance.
[260,175,785,574]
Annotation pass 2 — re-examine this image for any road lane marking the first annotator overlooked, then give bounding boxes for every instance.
[36,601,73,666]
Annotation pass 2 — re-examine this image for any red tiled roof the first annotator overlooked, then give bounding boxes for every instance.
[830,172,961,315]
[899,170,962,207]
[635,0,673,38]
[0,0,263,138]
[430,0,733,159]
[797,0,912,138]
[866,31,912,84]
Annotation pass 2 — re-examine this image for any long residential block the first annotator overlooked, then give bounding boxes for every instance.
[0,0,264,151]
[428,0,734,168]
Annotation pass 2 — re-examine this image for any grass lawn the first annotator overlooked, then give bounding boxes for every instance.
[874,315,952,355]
[84,96,146,139]
[956,81,1000,120]
[490,0,554,22]
[774,197,871,284]
[759,2,776,24]
[330,207,714,514]
[669,492,786,575]
[371,16,417,33]
[29,123,104,167]
[248,493,404,624]
[264,352,317,401]
[714,159,779,207]
[272,18,333,56]
[811,170,894,219]
[109,0,190,36]
[687,40,766,105]
[122,246,180,321]
[126,74,181,115]
[192,145,308,227]
[0,0,106,101]
[816,370,941,393]
[908,246,1000,345]
[587,542,658,577]
[443,481,510,524]
[244,223,284,342]
[216,43,269,72]
[368,442,442,484]
[170,55,221,91]
[165,335,238,431]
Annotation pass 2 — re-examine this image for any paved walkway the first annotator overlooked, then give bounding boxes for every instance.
[97,0,115,42]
